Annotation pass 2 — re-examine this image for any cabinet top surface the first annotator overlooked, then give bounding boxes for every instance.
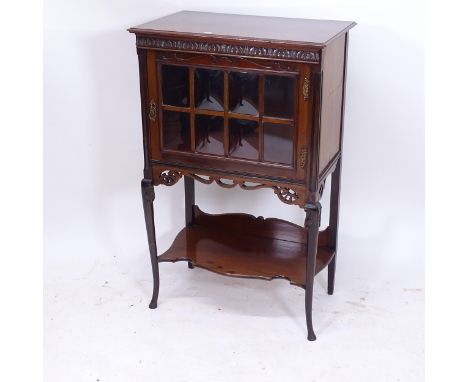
[128,11,355,47]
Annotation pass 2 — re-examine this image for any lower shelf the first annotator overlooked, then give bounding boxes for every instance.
[158,206,335,289]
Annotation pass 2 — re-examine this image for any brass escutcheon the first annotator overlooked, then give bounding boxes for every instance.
[299,147,308,168]
[302,76,310,100]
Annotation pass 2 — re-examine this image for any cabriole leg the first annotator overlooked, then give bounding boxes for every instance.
[328,158,342,295]
[304,202,322,341]
[141,178,160,309]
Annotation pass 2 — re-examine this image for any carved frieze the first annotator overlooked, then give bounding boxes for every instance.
[153,168,305,206]
[136,36,320,63]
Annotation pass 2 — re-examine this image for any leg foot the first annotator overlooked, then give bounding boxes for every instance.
[306,286,317,341]
[149,299,158,309]
[188,262,194,269]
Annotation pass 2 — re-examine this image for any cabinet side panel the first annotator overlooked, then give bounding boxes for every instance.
[318,35,346,174]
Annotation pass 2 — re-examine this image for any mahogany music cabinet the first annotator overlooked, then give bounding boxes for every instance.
[128,11,355,341]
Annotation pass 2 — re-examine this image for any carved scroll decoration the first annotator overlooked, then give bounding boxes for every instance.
[153,169,304,206]
[157,170,183,186]
[273,187,300,205]
[136,36,320,63]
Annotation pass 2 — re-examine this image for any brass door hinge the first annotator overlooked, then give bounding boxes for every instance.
[149,99,157,122]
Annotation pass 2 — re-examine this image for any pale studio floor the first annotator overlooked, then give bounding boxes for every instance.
[44,189,424,382]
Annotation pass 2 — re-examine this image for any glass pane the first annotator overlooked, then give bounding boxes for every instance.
[195,115,224,155]
[229,72,259,116]
[228,119,259,160]
[264,75,295,118]
[264,122,294,165]
[195,68,224,111]
[161,65,189,107]
[162,110,190,151]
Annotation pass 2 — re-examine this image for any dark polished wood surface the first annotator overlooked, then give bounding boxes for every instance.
[158,206,334,288]
[129,11,355,47]
[130,12,354,341]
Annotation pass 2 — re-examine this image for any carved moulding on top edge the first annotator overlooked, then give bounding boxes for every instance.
[153,168,305,207]
[136,36,320,63]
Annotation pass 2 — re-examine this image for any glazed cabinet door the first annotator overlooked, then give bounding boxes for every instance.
[146,50,312,181]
